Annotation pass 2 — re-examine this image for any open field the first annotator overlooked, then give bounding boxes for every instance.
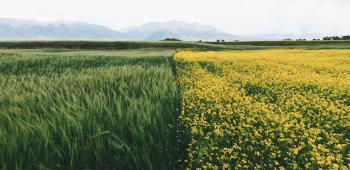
[0,49,179,169]
[175,49,350,169]
[1,40,350,51]
[0,43,350,169]
[210,40,350,49]
[0,41,251,51]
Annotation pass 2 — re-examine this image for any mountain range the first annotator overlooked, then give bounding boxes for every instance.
[0,18,126,40]
[0,18,242,41]
[120,21,242,41]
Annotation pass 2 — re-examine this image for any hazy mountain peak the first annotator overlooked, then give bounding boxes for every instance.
[120,20,241,41]
[121,20,218,33]
[0,18,126,40]
[0,18,244,41]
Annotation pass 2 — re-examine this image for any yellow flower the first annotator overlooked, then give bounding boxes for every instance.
[175,49,350,169]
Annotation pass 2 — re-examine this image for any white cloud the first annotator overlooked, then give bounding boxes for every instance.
[0,0,349,36]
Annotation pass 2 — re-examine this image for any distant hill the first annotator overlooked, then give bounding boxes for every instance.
[120,21,243,41]
[0,18,127,40]
[0,18,244,41]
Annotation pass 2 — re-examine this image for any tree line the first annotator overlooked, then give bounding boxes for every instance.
[323,35,350,40]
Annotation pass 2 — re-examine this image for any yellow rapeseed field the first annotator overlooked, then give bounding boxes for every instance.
[175,49,350,169]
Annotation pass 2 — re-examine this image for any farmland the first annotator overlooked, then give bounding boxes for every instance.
[175,49,350,169]
[0,42,350,169]
[0,49,179,169]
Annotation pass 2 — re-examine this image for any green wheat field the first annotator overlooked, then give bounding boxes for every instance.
[0,49,179,169]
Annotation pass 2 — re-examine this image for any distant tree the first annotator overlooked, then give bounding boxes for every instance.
[323,36,332,40]
[333,36,341,40]
[217,39,220,42]
[323,35,350,40]
[163,38,181,41]
[341,35,350,40]
[221,40,225,42]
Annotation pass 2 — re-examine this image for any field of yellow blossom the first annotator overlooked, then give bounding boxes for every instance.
[175,49,350,169]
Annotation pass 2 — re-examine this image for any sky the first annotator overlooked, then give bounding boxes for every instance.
[1,0,350,37]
